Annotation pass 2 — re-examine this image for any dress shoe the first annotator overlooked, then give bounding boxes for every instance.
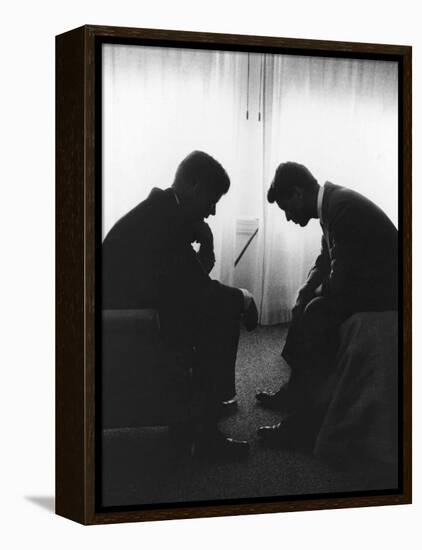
[255,385,294,411]
[257,415,315,451]
[218,396,238,417]
[193,430,249,461]
[257,421,284,442]
[222,396,237,406]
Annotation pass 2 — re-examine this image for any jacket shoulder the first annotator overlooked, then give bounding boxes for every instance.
[324,183,396,236]
[104,187,173,240]
[325,183,373,219]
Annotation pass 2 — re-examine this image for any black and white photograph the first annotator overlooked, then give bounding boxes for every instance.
[99,40,402,510]
[4,0,421,544]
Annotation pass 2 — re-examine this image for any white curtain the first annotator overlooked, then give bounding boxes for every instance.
[256,55,398,324]
[102,45,398,325]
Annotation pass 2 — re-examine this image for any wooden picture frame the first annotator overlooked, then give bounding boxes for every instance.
[56,24,412,525]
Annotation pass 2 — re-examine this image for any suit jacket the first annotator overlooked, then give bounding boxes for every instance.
[298,182,398,313]
[102,188,243,343]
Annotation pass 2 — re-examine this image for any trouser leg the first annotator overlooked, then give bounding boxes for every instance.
[159,303,241,427]
[282,312,307,371]
[193,312,241,418]
[282,296,350,400]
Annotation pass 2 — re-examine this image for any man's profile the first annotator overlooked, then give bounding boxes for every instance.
[256,162,398,447]
[102,150,258,459]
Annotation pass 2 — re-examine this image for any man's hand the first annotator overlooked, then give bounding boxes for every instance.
[192,221,215,274]
[240,289,258,331]
[197,247,215,274]
[191,221,214,248]
[291,295,307,320]
[292,284,323,319]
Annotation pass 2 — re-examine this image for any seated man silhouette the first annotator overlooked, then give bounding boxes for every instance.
[102,151,258,459]
[256,162,398,447]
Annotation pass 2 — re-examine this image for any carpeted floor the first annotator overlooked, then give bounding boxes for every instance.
[101,324,396,508]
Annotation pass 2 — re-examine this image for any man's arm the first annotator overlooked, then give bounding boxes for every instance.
[191,221,216,274]
[321,202,363,307]
[293,236,330,315]
[162,224,257,329]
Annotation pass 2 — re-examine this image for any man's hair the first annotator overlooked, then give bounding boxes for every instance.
[173,151,230,194]
[267,162,317,203]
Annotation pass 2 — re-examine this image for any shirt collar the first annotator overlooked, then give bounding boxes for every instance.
[317,184,325,222]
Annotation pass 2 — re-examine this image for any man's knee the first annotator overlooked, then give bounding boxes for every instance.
[304,297,330,322]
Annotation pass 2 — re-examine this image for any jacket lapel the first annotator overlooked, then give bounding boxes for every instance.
[321,182,339,250]
[321,182,336,226]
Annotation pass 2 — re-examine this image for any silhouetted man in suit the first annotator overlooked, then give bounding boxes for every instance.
[103,151,258,459]
[256,162,398,446]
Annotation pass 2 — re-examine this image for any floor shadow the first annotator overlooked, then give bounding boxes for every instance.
[25,495,55,513]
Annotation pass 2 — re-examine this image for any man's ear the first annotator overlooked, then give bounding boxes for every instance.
[190,179,200,195]
[293,185,303,199]
[184,180,197,198]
